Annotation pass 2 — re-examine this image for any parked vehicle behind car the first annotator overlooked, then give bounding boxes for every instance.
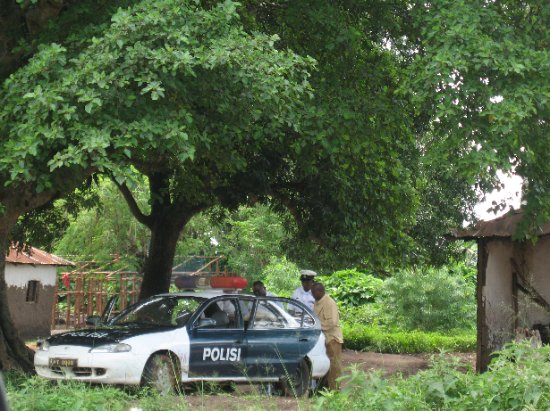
[34,292,329,396]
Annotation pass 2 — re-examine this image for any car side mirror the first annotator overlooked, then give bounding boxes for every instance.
[86,316,102,327]
[196,318,217,328]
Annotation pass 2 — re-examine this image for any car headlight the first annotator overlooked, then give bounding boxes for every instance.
[89,343,131,353]
[39,340,50,351]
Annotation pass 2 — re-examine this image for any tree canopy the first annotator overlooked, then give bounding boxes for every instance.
[406,0,549,235]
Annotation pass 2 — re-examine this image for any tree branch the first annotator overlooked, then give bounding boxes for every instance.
[111,178,153,228]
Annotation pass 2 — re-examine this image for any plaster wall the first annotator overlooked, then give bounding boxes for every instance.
[5,264,56,339]
[5,264,56,288]
[484,240,515,352]
[517,236,550,327]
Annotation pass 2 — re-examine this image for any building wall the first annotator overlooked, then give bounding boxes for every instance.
[517,236,550,328]
[483,240,515,353]
[479,236,550,371]
[5,264,56,339]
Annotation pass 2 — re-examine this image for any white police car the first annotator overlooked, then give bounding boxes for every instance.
[34,291,330,396]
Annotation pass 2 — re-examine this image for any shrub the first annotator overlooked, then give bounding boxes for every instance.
[315,343,550,411]
[262,256,301,297]
[340,304,383,326]
[343,323,476,353]
[321,269,384,308]
[379,266,475,332]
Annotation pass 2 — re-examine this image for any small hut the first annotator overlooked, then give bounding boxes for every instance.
[5,246,74,339]
[453,210,550,371]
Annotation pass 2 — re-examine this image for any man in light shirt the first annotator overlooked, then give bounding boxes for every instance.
[311,282,343,391]
[291,269,316,310]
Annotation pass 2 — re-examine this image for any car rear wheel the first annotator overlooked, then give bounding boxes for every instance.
[280,359,311,397]
[141,354,178,395]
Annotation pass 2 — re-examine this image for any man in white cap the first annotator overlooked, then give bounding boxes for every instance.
[291,269,317,310]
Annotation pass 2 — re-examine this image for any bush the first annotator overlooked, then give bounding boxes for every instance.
[321,269,384,308]
[340,304,383,326]
[379,266,475,332]
[262,256,301,297]
[315,343,550,411]
[343,323,475,353]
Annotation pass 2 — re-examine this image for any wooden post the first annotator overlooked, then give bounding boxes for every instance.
[477,239,489,373]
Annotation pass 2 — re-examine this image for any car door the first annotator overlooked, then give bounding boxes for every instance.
[245,298,302,378]
[187,297,247,378]
[282,299,320,358]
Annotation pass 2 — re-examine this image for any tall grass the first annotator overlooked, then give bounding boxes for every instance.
[4,372,190,411]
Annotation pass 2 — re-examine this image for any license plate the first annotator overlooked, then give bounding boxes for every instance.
[49,358,77,368]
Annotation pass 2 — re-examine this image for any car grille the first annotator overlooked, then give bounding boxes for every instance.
[50,366,106,377]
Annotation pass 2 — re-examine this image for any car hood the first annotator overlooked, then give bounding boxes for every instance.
[47,326,167,347]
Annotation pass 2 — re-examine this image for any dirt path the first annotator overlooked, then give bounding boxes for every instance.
[181,350,476,410]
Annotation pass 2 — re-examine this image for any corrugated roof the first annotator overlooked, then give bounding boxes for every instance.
[6,246,74,266]
[451,209,550,240]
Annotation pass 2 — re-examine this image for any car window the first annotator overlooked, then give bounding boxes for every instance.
[198,298,240,329]
[250,300,286,329]
[171,298,203,326]
[273,299,316,329]
[112,296,203,327]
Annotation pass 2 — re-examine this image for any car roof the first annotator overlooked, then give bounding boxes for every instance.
[156,290,252,299]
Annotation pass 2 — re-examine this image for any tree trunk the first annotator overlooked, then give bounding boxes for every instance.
[117,172,207,300]
[0,213,34,372]
[139,214,190,300]
[0,183,64,371]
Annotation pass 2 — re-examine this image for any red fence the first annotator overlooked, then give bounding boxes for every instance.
[52,256,226,330]
[52,270,142,330]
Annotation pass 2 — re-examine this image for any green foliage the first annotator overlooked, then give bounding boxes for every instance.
[4,372,190,410]
[5,372,135,411]
[316,343,550,411]
[340,304,384,327]
[241,1,420,271]
[343,323,475,354]
[406,0,550,234]
[54,179,149,270]
[321,269,384,308]
[380,267,475,332]
[261,256,301,298]
[1,0,313,190]
[215,205,288,280]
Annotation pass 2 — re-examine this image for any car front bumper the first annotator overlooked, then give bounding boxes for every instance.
[34,345,149,385]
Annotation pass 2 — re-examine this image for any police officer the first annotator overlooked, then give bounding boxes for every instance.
[291,269,316,310]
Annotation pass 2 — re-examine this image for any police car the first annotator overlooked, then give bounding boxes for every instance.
[34,291,330,396]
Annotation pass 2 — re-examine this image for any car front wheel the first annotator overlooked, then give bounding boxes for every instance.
[141,353,178,395]
[280,359,311,397]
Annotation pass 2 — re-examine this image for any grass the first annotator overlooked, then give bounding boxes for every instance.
[9,344,548,411]
[3,372,313,411]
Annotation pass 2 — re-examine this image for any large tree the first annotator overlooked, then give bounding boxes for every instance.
[0,0,312,370]
[112,0,420,298]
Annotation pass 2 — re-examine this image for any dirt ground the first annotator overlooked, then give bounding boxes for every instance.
[181,349,477,410]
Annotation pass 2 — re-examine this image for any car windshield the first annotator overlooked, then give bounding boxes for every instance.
[111,296,204,327]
